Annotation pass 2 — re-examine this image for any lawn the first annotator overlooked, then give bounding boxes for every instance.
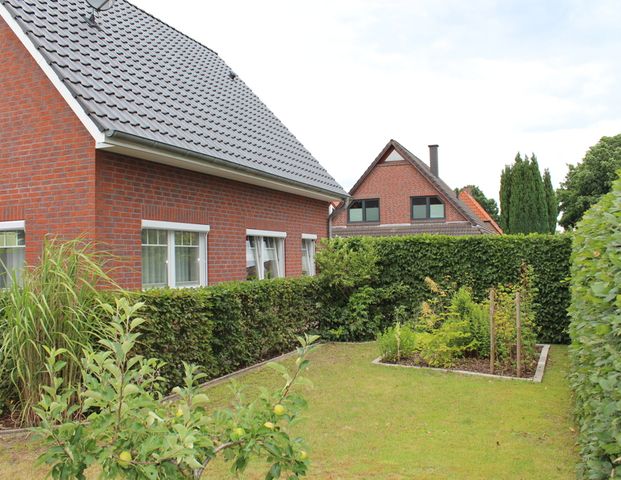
[0,343,577,480]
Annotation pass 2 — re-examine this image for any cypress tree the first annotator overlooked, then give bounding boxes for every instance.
[543,169,558,233]
[499,159,516,232]
[500,152,552,234]
[529,154,549,233]
[508,154,531,233]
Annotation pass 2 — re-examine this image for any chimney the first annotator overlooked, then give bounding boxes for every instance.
[429,144,439,177]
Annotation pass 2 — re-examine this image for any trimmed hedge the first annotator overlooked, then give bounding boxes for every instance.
[132,277,321,391]
[319,234,572,343]
[569,176,621,478]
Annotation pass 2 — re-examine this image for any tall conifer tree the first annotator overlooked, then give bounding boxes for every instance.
[499,160,515,231]
[529,154,549,233]
[543,169,558,233]
[500,152,551,233]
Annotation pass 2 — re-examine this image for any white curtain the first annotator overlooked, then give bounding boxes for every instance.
[246,236,261,280]
[0,247,25,288]
[175,232,199,287]
[302,239,315,276]
[247,236,284,280]
[0,231,25,288]
[142,229,168,288]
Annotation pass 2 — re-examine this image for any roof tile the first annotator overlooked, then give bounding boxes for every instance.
[2,0,346,196]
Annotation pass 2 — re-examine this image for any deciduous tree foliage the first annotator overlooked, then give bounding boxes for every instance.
[557,133,621,230]
[569,174,621,478]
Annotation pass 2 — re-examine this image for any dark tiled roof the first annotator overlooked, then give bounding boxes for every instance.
[332,222,487,237]
[2,0,346,197]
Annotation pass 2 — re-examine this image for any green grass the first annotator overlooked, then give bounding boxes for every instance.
[207,343,578,479]
[0,343,578,479]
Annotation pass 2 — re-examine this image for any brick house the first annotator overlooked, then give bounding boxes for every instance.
[0,0,347,289]
[331,139,501,237]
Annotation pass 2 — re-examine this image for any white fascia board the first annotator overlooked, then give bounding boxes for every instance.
[246,229,287,239]
[142,220,210,233]
[0,4,105,144]
[97,139,343,203]
[0,220,25,231]
[302,233,318,240]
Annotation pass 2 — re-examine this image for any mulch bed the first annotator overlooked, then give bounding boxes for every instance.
[0,409,22,432]
[384,345,542,379]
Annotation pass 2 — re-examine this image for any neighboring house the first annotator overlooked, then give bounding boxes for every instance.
[0,0,347,290]
[331,139,501,237]
[457,188,503,235]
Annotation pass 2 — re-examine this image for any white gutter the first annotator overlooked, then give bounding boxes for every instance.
[97,136,346,203]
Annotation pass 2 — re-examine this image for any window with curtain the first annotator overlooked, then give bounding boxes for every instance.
[411,196,445,220]
[142,226,207,289]
[301,238,316,276]
[246,235,285,280]
[0,230,25,289]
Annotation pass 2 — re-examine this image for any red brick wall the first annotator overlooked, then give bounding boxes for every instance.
[96,152,329,289]
[332,157,466,226]
[0,17,96,265]
[1,16,329,289]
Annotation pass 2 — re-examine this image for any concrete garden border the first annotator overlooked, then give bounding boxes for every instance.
[372,344,551,383]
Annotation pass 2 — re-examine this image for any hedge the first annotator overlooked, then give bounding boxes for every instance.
[569,176,621,478]
[320,234,572,343]
[0,233,571,411]
[132,277,321,391]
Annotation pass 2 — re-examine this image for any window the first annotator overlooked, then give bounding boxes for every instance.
[348,199,380,223]
[141,220,209,289]
[246,229,286,280]
[0,221,26,289]
[301,234,317,276]
[411,196,445,220]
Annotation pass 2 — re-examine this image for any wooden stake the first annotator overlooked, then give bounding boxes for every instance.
[516,290,522,377]
[489,289,496,374]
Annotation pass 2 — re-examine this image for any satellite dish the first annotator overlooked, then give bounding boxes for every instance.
[86,0,115,11]
[84,0,115,28]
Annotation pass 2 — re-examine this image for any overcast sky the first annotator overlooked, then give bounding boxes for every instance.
[130,0,621,200]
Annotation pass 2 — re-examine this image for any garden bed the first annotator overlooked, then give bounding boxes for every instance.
[373,344,551,382]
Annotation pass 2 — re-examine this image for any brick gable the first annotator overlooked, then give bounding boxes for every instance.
[332,152,467,227]
[0,17,96,265]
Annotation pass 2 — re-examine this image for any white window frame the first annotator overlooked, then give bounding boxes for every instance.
[0,220,26,289]
[141,220,210,289]
[301,234,317,276]
[246,229,287,280]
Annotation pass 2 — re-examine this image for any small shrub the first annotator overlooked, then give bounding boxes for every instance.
[416,319,475,368]
[377,322,417,362]
[34,298,315,479]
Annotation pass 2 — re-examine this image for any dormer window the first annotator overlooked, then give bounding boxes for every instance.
[348,199,380,223]
[412,196,445,220]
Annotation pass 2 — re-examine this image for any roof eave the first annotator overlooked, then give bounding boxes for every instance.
[98,131,348,203]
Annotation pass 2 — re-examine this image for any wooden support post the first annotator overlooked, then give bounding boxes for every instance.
[516,290,522,377]
[489,289,496,374]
